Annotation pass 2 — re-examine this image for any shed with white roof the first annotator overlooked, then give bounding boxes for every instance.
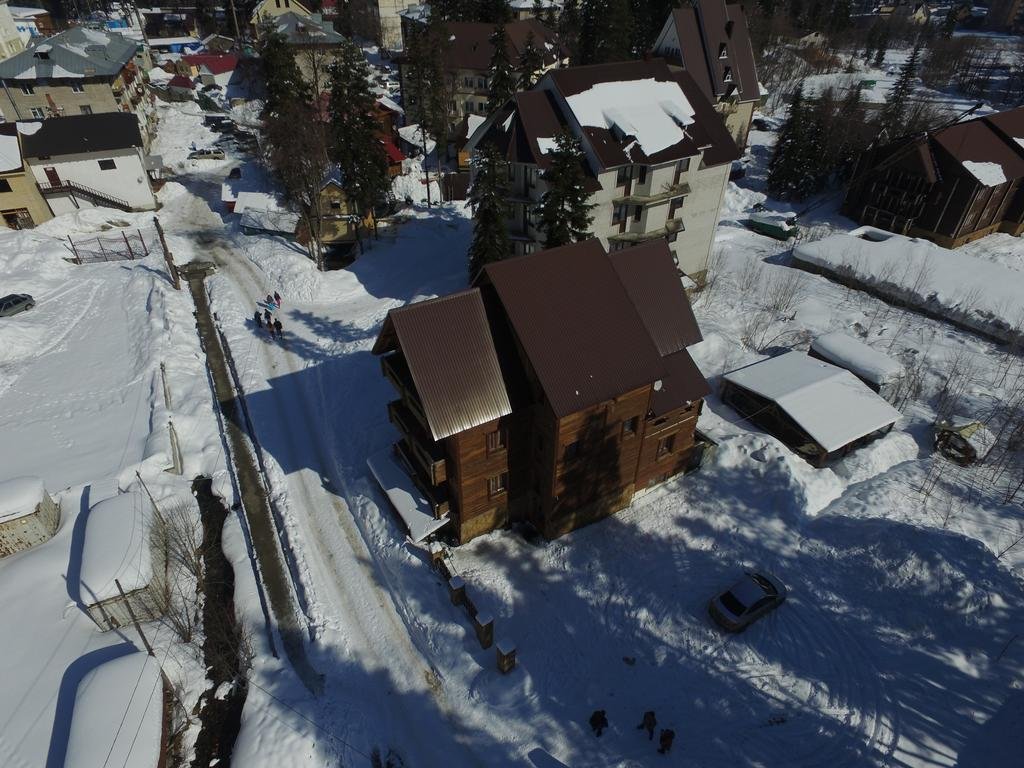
[80,492,165,631]
[0,475,60,556]
[721,351,901,466]
[809,332,905,402]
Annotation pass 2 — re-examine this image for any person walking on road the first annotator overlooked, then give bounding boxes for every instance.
[264,308,273,325]
[266,293,276,310]
[267,320,275,339]
[658,729,675,754]
[589,710,609,737]
[274,290,281,307]
[273,318,283,339]
[638,711,657,740]
[254,309,262,328]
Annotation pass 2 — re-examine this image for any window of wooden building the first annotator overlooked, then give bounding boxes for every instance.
[622,416,639,437]
[487,472,508,497]
[486,428,506,453]
[656,434,676,458]
[563,440,580,462]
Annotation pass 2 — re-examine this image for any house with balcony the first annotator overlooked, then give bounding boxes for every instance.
[0,122,52,228]
[466,59,740,284]
[398,17,566,130]
[0,27,155,149]
[372,237,711,544]
[651,0,762,149]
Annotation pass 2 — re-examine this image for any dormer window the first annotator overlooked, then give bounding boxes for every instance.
[725,20,734,36]
[723,67,733,82]
[719,43,727,58]
[35,50,49,59]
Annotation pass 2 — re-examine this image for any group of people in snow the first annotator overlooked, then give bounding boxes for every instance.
[589,709,675,754]
[253,291,284,340]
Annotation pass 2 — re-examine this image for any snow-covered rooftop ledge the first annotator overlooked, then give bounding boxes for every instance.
[367,448,449,543]
[794,227,1024,346]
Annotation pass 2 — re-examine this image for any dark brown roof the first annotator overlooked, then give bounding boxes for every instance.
[544,59,740,169]
[984,105,1024,145]
[18,112,143,158]
[609,239,703,355]
[482,239,707,417]
[372,289,512,441]
[651,349,711,415]
[933,117,1024,184]
[444,19,564,72]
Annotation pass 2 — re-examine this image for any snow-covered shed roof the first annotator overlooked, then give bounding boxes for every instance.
[810,332,903,386]
[240,208,299,235]
[234,190,284,215]
[0,123,23,174]
[274,11,344,45]
[723,351,900,453]
[0,26,137,80]
[367,449,449,542]
[80,492,153,605]
[0,476,45,524]
[64,652,164,768]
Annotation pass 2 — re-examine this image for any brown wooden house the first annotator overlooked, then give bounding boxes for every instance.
[372,238,711,544]
[842,106,1024,248]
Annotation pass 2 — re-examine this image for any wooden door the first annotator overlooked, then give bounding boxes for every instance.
[44,166,60,186]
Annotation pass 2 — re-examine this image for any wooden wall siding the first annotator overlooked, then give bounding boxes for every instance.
[450,417,514,543]
[635,402,701,490]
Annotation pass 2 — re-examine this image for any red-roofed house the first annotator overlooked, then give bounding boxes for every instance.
[167,74,195,100]
[179,53,238,85]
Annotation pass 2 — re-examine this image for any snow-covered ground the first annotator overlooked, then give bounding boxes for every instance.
[3,90,1022,768]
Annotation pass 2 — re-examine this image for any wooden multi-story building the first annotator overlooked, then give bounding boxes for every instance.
[843,106,1024,248]
[372,238,710,543]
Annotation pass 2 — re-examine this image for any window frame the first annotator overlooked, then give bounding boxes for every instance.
[20,84,34,95]
[486,428,507,454]
[622,416,639,437]
[487,471,509,497]
[563,440,580,462]
[71,82,85,93]
[97,158,116,170]
[656,434,676,458]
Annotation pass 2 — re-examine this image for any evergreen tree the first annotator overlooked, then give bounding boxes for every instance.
[767,83,818,200]
[476,0,511,24]
[405,10,454,164]
[579,0,633,64]
[559,0,582,62]
[872,23,890,67]
[517,29,544,90]
[940,5,959,38]
[487,24,517,112]
[536,132,595,247]
[328,39,392,228]
[879,40,923,137]
[826,0,851,34]
[532,0,545,18]
[258,21,309,115]
[468,144,513,280]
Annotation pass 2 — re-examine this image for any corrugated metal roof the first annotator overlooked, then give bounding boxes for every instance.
[483,239,670,418]
[609,239,703,356]
[0,27,136,80]
[650,349,711,415]
[377,289,512,441]
[933,118,1024,182]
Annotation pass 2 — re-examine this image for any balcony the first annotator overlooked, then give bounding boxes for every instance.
[612,182,691,207]
[394,439,450,518]
[609,217,684,245]
[388,399,447,486]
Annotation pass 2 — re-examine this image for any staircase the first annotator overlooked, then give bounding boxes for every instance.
[37,180,133,212]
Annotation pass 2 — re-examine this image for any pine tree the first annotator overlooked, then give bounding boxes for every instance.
[487,24,517,113]
[872,24,890,68]
[476,0,511,24]
[941,5,958,38]
[559,0,582,62]
[468,144,513,280]
[767,83,818,200]
[537,132,595,247]
[879,40,923,137]
[328,40,392,233]
[532,0,545,18]
[258,21,310,115]
[517,29,544,90]
[826,0,851,34]
[405,11,454,167]
[579,0,633,64]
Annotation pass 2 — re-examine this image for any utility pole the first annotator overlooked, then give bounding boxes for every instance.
[115,578,155,656]
[228,0,242,49]
[153,216,181,290]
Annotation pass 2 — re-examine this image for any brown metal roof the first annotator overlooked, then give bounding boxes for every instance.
[651,349,711,415]
[544,60,740,170]
[608,239,703,355]
[983,105,1024,147]
[443,19,563,72]
[373,289,512,441]
[482,239,708,418]
[933,118,1024,184]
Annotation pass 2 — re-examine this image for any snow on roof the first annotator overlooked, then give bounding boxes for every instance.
[234,190,284,215]
[240,208,299,235]
[149,36,202,46]
[564,78,694,156]
[8,6,50,17]
[64,652,164,768]
[80,493,152,605]
[0,132,22,173]
[376,94,404,115]
[367,449,449,542]
[397,124,436,155]
[962,160,1007,186]
[724,351,900,453]
[466,113,485,135]
[0,476,45,524]
[536,136,557,154]
[810,332,903,386]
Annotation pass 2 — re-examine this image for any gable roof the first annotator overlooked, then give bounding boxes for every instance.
[374,289,513,441]
[167,74,194,89]
[18,112,143,158]
[983,105,1024,148]
[933,115,1024,187]
[544,59,740,169]
[662,1,760,104]
[723,352,900,452]
[0,26,137,80]
[182,53,238,74]
[439,19,564,72]
[274,11,345,45]
[482,239,707,417]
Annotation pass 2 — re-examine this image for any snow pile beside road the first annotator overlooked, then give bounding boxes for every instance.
[832,430,919,485]
[392,159,440,204]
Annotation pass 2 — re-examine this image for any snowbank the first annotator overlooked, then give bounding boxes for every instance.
[0,476,44,523]
[80,493,152,603]
[832,430,919,485]
[794,227,1024,343]
[810,331,903,387]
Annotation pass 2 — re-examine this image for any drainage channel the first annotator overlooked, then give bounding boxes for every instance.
[183,263,322,693]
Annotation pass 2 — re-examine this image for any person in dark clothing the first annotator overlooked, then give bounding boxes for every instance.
[264,308,272,324]
[267,321,275,339]
[265,293,274,308]
[254,310,262,328]
[273,291,281,307]
[589,710,608,737]
[637,711,657,740]
[658,729,675,754]
[273,318,283,338]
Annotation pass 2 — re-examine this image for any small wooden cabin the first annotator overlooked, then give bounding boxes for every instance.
[0,476,60,557]
[372,238,711,543]
[721,352,901,467]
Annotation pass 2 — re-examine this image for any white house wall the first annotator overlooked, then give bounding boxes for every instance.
[27,148,157,211]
